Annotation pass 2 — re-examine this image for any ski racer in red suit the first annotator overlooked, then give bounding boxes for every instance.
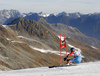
[64,48,82,64]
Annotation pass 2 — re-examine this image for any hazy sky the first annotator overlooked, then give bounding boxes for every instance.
[0,0,100,14]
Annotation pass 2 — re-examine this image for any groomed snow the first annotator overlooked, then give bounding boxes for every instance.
[0,61,100,76]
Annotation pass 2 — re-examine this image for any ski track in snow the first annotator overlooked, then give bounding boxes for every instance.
[0,61,100,76]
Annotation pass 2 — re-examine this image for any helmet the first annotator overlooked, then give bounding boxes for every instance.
[70,48,75,52]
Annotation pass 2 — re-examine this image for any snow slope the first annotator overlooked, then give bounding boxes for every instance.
[0,61,100,76]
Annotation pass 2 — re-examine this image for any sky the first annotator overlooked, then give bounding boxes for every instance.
[0,0,100,14]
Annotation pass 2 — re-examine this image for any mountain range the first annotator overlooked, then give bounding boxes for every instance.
[0,9,100,49]
[0,9,25,25]
[39,18,100,48]
[70,13,100,40]
[0,9,100,71]
[24,11,100,41]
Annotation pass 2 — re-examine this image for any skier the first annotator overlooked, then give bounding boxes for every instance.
[64,48,82,65]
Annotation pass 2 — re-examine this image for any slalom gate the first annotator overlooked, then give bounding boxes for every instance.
[55,34,67,65]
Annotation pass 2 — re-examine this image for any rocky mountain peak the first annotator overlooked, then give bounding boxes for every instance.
[0,9,25,24]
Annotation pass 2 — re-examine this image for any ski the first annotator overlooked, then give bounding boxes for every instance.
[49,64,76,68]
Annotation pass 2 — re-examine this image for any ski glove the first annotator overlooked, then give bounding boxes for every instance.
[64,58,66,61]
[64,54,69,61]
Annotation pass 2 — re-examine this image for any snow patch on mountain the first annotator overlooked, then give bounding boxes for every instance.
[6,38,23,43]
[67,44,81,52]
[2,25,6,27]
[38,12,50,17]
[58,35,64,41]
[18,36,41,43]
[29,46,67,55]
[91,46,98,49]
[18,36,68,55]
[56,12,82,18]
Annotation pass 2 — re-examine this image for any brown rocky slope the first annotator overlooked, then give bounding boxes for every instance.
[0,24,60,71]
[0,17,100,71]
